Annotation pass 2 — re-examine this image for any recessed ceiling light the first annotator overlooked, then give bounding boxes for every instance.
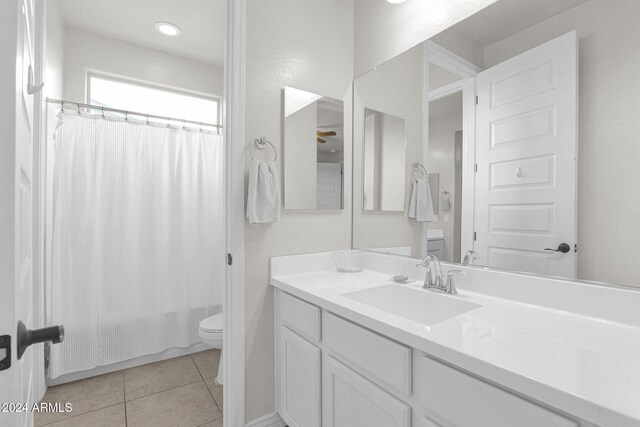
[387,0,406,4]
[155,22,182,37]
[330,149,337,153]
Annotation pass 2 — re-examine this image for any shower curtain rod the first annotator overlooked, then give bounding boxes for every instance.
[46,97,223,129]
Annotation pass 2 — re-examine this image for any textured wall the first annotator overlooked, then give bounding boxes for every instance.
[244,0,354,421]
[354,0,496,77]
[63,27,223,102]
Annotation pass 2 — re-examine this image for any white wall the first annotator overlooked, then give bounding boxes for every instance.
[353,0,497,76]
[244,0,354,422]
[483,0,640,287]
[45,1,65,99]
[428,93,462,262]
[63,27,224,102]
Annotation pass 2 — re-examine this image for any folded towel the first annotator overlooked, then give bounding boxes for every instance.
[247,159,281,224]
[407,177,434,222]
[440,191,451,212]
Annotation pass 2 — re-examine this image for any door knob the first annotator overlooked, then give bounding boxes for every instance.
[17,321,64,360]
[544,243,571,253]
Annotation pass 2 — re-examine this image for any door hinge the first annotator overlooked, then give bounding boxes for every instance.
[227,253,233,266]
[474,232,477,241]
[475,163,478,173]
[0,335,11,372]
[475,95,479,105]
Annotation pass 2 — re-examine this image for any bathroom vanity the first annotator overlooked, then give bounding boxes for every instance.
[271,251,640,427]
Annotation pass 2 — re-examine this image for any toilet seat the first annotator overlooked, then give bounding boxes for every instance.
[198,313,223,349]
[199,313,223,332]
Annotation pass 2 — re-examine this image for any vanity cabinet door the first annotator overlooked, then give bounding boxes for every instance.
[324,356,411,427]
[279,326,321,427]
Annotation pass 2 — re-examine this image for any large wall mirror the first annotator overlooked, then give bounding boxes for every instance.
[284,87,344,210]
[352,0,640,289]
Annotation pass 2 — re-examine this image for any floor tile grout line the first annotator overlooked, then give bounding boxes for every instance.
[125,379,205,403]
[36,402,125,427]
[192,352,218,381]
[120,354,202,398]
[192,354,206,381]
[191,353,223,414]
[195,412,224,427]
[122,372,128,427]
[205,380,223,415]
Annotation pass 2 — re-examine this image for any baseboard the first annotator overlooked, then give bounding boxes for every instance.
[47,342,211,386]
[245,412,286,427]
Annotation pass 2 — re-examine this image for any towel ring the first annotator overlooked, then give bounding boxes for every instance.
[250,137,278,162]
[411,162,428,180]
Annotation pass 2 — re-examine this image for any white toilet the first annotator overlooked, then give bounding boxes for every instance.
[198,313,224,385]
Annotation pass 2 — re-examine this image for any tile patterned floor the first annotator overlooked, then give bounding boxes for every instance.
[35,349,223,427]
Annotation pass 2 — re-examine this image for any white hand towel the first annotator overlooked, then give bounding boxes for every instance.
[407,177,434,222]
[247,159,281,224]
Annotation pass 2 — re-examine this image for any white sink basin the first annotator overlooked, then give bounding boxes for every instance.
[343,284,481,326]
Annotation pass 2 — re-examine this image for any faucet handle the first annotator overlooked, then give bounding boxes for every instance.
[445,270,465,295]
[462,250,479,266]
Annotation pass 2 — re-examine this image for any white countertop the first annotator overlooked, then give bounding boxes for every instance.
[271,269,640,427]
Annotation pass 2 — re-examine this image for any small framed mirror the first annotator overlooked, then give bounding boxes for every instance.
[284,87,344,210]
[362,108,407,212]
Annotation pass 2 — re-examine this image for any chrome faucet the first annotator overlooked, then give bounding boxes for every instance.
[418,255,465,295]
[444,270,465,295]
[462,250,479,266]
[418,255,444,291]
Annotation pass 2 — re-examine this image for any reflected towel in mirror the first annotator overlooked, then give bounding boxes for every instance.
[407,177,434,222]
[247,159,281,224]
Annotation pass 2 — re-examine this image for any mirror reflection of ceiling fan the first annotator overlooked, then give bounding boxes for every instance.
[317,130,337,143]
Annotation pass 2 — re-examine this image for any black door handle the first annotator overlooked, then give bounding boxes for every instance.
[544,243,571,253]
[17,321,64,359]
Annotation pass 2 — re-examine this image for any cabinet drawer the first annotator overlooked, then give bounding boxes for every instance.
[422,357,579,427]
[324,356,411,427]
[279,291,321,342]
[323,312,412,396]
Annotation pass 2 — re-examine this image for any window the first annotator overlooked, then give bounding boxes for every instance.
[88,74,220,125]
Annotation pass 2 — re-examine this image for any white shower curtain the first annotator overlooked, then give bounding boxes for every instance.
[47,111,224,378]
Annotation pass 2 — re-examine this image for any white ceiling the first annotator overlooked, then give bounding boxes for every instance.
[57,0,226,66]
[432,0,591,65]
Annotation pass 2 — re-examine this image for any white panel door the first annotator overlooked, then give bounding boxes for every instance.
[474,31,577,278]
[279,326,321,427]
[323,356,411,427]
[0,0,41,426]
[316,162,342,209]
